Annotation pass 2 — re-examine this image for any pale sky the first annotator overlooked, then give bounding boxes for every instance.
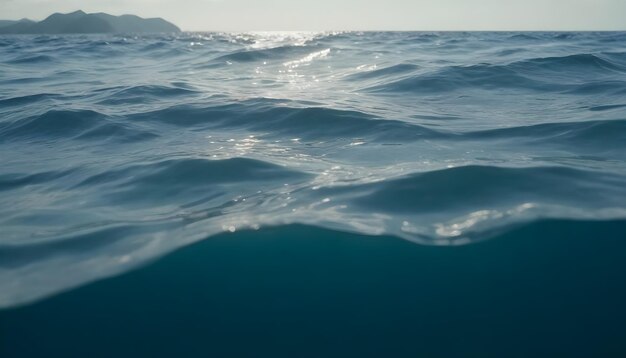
[1,0,625,31]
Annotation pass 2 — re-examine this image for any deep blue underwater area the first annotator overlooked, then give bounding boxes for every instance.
[1,31,626,357]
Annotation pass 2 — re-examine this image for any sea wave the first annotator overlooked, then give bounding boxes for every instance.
[0,109,156,143]
[365,53,626,94]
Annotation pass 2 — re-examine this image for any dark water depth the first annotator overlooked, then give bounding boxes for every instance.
[2,221,626,357]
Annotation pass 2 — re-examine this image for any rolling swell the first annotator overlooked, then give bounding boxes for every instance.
[0,169,76,192]
[365,64,561,93]
[516,53,626,73]
[210,44,325,63]
[0,109,157,143]
[78,157,309,189]
[6,54,56,65]
[344,63,419,80]
[321,165,626,214]
[131,102,446,141]
[96,85,200,105]
[366,52,626,94]
[466,119,626,151]
[0,93,60,108]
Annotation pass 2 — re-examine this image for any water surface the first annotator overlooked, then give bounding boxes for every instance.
[1,31,626,312]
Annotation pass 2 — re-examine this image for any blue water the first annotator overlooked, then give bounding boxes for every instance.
[1,32,626,356]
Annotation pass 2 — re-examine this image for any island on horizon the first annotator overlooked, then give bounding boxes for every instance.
[0,10,180,34]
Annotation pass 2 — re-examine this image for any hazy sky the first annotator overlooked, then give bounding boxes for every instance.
[1,0,625,31]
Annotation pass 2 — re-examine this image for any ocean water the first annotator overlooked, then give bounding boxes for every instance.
[1,32,626,356]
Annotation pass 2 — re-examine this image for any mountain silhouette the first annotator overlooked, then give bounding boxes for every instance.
[0,18,35,29]
[0,10,180,34]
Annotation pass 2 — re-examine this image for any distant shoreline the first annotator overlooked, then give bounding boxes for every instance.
[0,10,180,34]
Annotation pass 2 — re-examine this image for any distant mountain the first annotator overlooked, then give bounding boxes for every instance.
[0,18,35,28]
[0,10,180,34]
